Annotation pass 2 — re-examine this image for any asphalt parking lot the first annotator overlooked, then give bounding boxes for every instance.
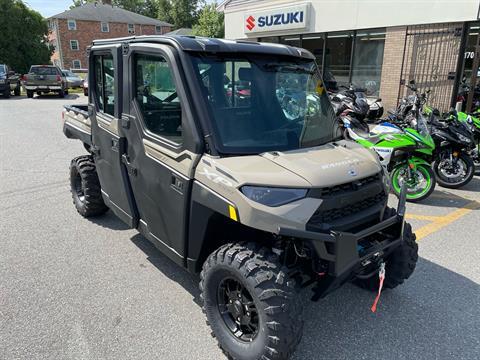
[1,94,479,360]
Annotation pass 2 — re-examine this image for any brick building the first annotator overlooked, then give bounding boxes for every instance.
[219,0,480,112]
[48,2,172,71]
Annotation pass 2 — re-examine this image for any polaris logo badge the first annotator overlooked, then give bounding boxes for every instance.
[244,4,309,34]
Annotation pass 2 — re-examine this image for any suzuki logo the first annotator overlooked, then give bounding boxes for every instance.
[246,15,255,31]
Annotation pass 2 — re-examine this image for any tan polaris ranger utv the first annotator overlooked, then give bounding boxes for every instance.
[62,36,417,360]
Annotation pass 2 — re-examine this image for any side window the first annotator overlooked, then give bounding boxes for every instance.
[93,54,115,116]
[134,54,182,144]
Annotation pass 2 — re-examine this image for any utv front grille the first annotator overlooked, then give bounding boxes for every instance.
[309,192,387,224]
[307,173,387,232]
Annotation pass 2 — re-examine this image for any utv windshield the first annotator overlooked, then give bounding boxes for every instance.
[190,54,339,154]
[0,65,5,75]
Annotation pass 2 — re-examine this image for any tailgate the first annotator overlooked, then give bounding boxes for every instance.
[25,74,60,87]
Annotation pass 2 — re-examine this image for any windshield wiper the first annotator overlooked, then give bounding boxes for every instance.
[264,63,315,74]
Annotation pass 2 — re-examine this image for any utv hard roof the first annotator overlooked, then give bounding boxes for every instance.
[91,35,315,60]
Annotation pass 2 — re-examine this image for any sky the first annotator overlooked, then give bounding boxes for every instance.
[24,0,217,18]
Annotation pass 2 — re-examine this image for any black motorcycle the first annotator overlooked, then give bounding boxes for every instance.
[330,85,370,133]
[428,109,476,189]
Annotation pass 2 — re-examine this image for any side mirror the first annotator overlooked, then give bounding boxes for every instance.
[8,70,15,76]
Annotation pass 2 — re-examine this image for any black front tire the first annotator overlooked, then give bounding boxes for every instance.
[355,221,418,291]
[3,89,10,98]
[200,242,303,360]
[26,90,33,98]
[70,155,108,217]
[14,84,20,96]
[433,152,475,189]
[58,89,65,98]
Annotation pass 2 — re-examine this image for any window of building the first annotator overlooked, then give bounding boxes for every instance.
[72,60,81,69]
[128,23,135,34]
[279,36,301,48]
[351,29,386,96]
[93,54,115,116]
[70,40,79,51]
[155,25,163,34]
[324,31,354,89]
[301,34,325,75]
[134,54,183,144]
[101,22,109,32]
[67,19,76,30]
[258,36,279,44]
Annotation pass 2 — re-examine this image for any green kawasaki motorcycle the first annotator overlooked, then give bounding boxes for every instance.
[343,114,436,202]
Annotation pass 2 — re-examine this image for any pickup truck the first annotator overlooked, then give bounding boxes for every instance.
[0,64,21,98]
[62,35,417,360]
[23,65,68,98]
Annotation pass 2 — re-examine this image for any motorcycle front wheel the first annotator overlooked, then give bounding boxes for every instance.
[391,164,436,202]
[433,152,475,189]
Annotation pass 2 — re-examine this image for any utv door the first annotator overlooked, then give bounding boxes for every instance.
[121,44,201,266]
[89,47,137,227]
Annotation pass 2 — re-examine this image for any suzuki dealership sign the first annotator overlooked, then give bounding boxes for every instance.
[244,4,310,35]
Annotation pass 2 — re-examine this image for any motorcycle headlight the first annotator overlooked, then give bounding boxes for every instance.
[241,186,307,207]
[457,133,472,144]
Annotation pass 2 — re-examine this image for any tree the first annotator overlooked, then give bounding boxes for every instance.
[0,0,52,73]
[156,0,199,29]
[192,3,224,38]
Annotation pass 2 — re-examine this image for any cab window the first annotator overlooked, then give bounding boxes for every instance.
[93,54,115,116]
[134,53,183,144]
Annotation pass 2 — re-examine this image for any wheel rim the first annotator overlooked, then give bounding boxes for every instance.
[73,171,85,203]
[217,277,259,342]
[437,157,470,184]
[392,165,432,199]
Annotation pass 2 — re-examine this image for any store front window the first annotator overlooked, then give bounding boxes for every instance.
[301,34,324,72]
[279,36,301,48]
[259,36,279,44]
[324,31,353,89]
[351,29,386,96]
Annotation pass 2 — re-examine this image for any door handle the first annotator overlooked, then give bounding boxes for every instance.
[122,154,137,177]
[171,174,184,194]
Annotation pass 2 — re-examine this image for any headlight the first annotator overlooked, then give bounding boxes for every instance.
[0,79,5,84]
[241,186,307,207]
[457,133,472,143]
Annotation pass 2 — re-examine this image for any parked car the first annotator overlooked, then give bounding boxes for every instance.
[62,35,418,360]
[62,70,83,89]
[22,65,68,98]
[0,64,21,98]
[82,78,88,96]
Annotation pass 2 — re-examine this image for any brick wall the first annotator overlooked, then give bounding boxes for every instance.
[53,19,171,70]
[379,26,407,112]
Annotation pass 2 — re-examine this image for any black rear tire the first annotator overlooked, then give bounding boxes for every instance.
[70,155,108,217]
[200,242,303,360]
[4,89,10,98]
[14,84,20,96]
[58,89,65,98]
[354,221,418,291]
[26,90,33,98]
[433,152,475,189]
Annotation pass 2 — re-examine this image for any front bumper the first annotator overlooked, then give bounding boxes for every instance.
[279,186,407,299]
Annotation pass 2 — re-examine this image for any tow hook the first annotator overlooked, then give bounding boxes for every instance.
[371,262,386,313]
